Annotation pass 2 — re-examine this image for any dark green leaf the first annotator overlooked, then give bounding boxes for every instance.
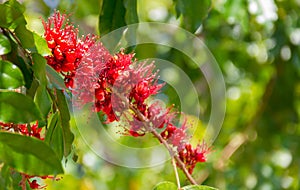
[46,64,66,90]
[34,85,51,119]
[0,60,24,89]
[6,53,34,90]
[0,91,42,123]
[14,25,35,50]
[123,0,138,52]
[45,112,64,160]
[0,33,11,55]
[56,90,74,156]
[16,57,33,89]
[99,0,126,49]
[182,185,218,190]
[0,132,64,175]
[25,78,39,99]
[123,0,138,25]
[33,32,51,56]
[4,0,25,14]
[32,53,47,86]
[0,1,26,29]
[175,0,211,32]
[99,0,126,35]
[153,181,177,190]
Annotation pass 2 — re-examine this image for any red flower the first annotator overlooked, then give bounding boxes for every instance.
[0,121,43,140]
[177,142,211,174]
[42,11,96,88]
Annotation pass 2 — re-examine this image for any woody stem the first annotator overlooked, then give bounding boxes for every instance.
[124,95,198,185]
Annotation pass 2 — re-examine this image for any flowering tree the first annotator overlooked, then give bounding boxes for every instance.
[0,0,218,189]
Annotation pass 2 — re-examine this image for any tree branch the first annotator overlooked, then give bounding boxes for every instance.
[112,87,198,185]
[1,27,33,64]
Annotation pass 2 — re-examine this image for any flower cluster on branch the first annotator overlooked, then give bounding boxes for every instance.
[0,10,211,189]
[42,11,210,177]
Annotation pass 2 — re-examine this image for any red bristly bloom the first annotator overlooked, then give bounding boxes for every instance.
[92,50,164,123]
[178,142,211,174]
[0,121,43,140]
[42,11,96,88]
[19,173,61,190]
[41,11,212,177]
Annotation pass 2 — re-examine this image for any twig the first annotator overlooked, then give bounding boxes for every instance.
[112,87,198,185]
[172,158,181,189]
[1,27,34,64]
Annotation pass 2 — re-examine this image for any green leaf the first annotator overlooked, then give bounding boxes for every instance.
[32,53,47,86]
[0,163,13,189]
[0,60,24,89]
[15,56,33,89]
[33,32,51,56]
[99,0,126,35]
[0,91,42,123]
[46,64,66,90]
[175,0,211,32]
[182,185,218,190]
[0,132,64,175]
[153,181,177,190]
[123,0,138,52]
[0,1,26,29]
[34,85,51,119]
[56,90,74,156]
[45,112,64,160]
[99,0,127,49]
[123,0,138,25]
[0,33,11,55]
[14,25,35,50]
[4,0,25,14]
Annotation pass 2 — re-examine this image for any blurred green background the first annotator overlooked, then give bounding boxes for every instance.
[20,0,300,189]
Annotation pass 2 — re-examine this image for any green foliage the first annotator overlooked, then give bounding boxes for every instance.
[33,32,51,56]
[45,64,66,90]
[99,0,126,36]
[0,60,24,89]
[0,0,26,29]
[99,0,139,50]
[34,85,51,119]
[0,92,42,123]
[56,90,74,157]
[0,1,74,188]
[14,25,35,50]
[44,112,64,160]
[0,33,11,55]
[32,53,47,86]
[0,132,64,175]
[153,181,177,190]
[174,0,211,32]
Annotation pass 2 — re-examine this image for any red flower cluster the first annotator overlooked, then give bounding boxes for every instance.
[41,11,211,177]
[42,11,96,88]
[94,52,163,123]
[178,142,211,174]
[19,173,60,190]
[0,121,59,189]
[0,121,43,140]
